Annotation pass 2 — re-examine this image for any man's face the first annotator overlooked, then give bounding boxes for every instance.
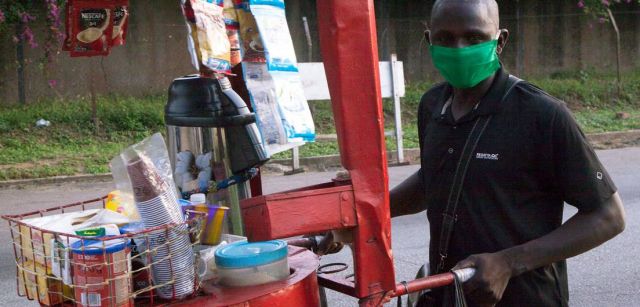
[428,1,506,53]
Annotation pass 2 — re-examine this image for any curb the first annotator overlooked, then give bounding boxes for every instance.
[0,173,114,189]
[2,130,639,189]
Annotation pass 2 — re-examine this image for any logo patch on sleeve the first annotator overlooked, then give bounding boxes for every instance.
[476,153,500,160]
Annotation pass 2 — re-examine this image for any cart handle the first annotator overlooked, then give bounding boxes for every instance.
[391,268,476,298]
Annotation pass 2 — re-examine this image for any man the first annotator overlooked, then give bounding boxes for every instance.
[389,0,626,306]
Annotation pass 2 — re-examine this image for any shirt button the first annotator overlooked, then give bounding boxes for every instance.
[453,126,457,130]
[448,148,454,154]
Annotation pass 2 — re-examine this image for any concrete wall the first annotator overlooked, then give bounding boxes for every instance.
[0,0,195,104]
[0,0,638,104]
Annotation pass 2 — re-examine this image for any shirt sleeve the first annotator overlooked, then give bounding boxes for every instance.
[551,103,617,211]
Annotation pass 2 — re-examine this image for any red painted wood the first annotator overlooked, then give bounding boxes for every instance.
[175,247,320,306]
[241,184,357,241]
[316,0,395,299]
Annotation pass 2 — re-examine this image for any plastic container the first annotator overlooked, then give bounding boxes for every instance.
[71,238,132,307]
[190,193,229,245]
[214,240,289,287]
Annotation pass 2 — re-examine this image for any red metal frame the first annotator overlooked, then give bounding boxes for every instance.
[3,1,464,306]
[239,0,397,305]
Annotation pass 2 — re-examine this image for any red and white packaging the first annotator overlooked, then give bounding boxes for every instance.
[70,1,113,57]
[111,0,129,47]
[72,240,132,307]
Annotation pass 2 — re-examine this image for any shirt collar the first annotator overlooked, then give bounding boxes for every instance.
[431,67,511,122]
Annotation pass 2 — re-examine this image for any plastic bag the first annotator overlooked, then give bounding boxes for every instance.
[109,133,179,220]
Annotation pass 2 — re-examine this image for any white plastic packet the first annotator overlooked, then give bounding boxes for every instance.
[250,2,298,72]
[243,62,304,154]
[241,0,315,154]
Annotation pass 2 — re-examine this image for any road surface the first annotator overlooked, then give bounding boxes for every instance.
[0,146,638,306]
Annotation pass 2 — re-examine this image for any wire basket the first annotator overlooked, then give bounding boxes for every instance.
[2,196,206,307]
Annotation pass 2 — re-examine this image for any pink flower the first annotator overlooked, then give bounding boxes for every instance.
[577,0,585,8]
[601,0,610,5]
[598,17,607,23]
[20,12,36,23]
[0,10,5,23]
[21,27,38,48]
[48,80,57,88]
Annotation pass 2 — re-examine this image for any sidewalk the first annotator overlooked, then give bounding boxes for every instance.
[2,130,639,189]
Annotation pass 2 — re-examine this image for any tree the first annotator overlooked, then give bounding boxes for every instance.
[0,1,65,105]
[577,0,639,97]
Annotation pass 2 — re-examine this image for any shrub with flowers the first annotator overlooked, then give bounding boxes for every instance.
[0,1,66,62]
[577,0,639,21]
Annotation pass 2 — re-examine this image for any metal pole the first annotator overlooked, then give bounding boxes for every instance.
[303,16,313,62]
[285,16,313,176]
[390,54,405,164]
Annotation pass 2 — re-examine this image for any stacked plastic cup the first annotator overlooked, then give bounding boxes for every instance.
[127,157,195,299]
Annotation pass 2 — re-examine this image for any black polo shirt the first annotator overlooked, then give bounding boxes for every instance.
[417,68,616,307]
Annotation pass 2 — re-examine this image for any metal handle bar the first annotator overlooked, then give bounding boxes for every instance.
[392,268,476,298]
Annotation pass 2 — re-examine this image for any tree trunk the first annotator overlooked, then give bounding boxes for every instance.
[607,8,622,97]
[15,23,26,105]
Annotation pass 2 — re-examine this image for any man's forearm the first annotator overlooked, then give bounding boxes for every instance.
[500,192,626,276]
[390,171,427,217]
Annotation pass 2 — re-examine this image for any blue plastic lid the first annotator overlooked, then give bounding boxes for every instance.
[71,238,129,255]
[215,240,288,268]
[119,222,145,234]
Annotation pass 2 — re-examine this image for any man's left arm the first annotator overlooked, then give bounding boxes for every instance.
[454,192,625,306]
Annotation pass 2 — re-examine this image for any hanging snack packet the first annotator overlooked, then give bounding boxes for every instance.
[270,71,315,141]
[70,1,113,57]
[250,0,298,72]
[190,0,232,74]
[223,0,241,67]
[180,0,201,71]
[236,2,266,63]
[111,0,129,46]
[243,62,293,154]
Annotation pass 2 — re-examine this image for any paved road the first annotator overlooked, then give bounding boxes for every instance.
[0,146,638,306]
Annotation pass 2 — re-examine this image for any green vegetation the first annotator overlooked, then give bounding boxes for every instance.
[0,95,165,180]
[1,70,639,179]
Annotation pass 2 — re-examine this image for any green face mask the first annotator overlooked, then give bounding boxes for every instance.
[429,35,502,89]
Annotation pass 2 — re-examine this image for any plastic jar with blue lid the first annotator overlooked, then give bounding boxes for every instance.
[214,240,289,287]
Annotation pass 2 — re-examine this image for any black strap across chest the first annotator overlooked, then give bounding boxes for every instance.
[435,75,522,273]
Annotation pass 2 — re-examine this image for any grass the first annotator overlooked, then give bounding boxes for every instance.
[0,95,165,180]
[1,70,639,179]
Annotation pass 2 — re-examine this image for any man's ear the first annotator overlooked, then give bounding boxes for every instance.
[496,29,509,54]
[424,30,431,45]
